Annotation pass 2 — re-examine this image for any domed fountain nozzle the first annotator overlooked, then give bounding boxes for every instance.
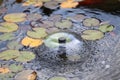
[58,37,67,60]
[58,37,66,44]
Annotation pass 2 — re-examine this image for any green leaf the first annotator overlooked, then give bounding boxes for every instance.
[81,30,104,40]
[7,41,22,50]
[0,22,18,33]
[9,64,23,72]
[0,33,15,41]
[3,13,26,23]
[49,76,67,80]
[0,50,20,60]
[15,51,35,62]
[27,28,47,39]
[99,24,114,32]
[83,18,100,27]
[55,20,72,29]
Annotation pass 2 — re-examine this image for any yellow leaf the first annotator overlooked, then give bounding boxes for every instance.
[60,0,78,8]
[22,0,43,7]
[0,68,10,74]
[21,36,43,47]
[28,71,37,80]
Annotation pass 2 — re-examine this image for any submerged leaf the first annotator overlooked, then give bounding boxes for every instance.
[27,28,47,39]
[81,30,104,40]
[99,24,114,33]
[55,20,72,29]
[7,41,22,50]
[0,22,18,32]
[15,51,35,62]
[4,13,26,23]
[0,33,15,41]
[9,64,23,72]
[15,70,37,80]
[0,50,20,60]
[49,76,67,80]
[83,18,100,27]
[21,36,43,47]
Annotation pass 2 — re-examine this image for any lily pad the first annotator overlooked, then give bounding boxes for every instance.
[99,24,114,32]
[60,0,79,8]
[21,36,43,47]
[7,41,22,50]
[69,14,85,22]
[4,13,26,23]
[81,30,104,40]
[9,64,23,72]
[0,33,15,41]
[44,1,59,9]
[15,70,37,80]
[55,20,72,29]
[27,13,42,21]
[83,18,100,27]
[0,22,18,33]
[49,14,62,22]
[15,51,35,62]
[0,67,10,74]
[49,76,67,80]
[0,50,20,60]
[46,27,60,34]
[27,28,47,39]
[22,0,43,7]
[0,73,15,80]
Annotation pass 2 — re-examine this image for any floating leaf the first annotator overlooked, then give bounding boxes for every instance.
[83,18,100,27]
[27,28,47,39]
[49,15,62,22]
[22,0,43,7]
[7,41,22,50]
[44,1,59,9]
[27,13,42,21]
[55,20,72,29]
[9,64,23,72]
[0,33,15,41]
[15,70,37,80]
[0,50,20,60]
[49,76,67,80]
[4,13,26,23]
[15,51,35,62]
[0,22,18,33]
[69,14,85,22]
[41,0,51,2]
[21,36,43,47]
[60,0,78,8]
[46,27,60,34]
[0,68,10,74]
[99,24,114,32]
[0,72,14,80]
[81,30,104,40]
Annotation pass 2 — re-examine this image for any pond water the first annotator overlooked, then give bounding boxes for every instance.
[0,0,120,80]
